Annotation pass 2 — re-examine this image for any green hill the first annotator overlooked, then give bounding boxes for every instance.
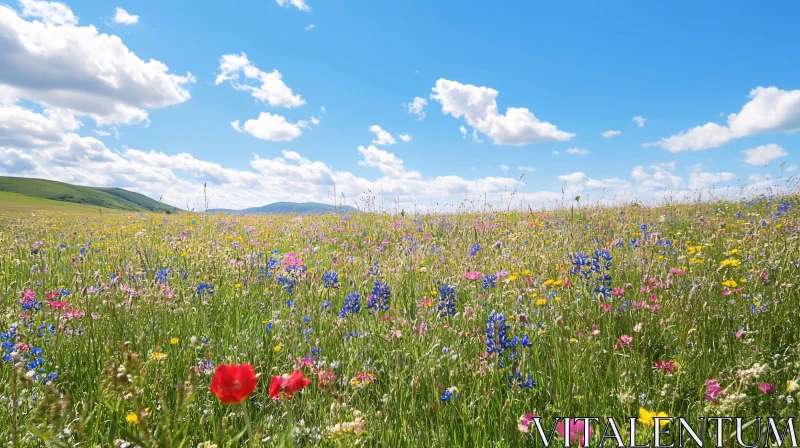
[0,176,180,213]
[209,201,358,215]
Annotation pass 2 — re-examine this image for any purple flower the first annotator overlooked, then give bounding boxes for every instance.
[705,379,725,404]
[758,383,776,395]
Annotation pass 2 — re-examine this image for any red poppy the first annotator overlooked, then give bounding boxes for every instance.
[209,364,258,405]
[269,370,311,400]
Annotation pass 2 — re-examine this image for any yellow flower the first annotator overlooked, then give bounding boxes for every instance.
[727,248,740,255]
[536,298,547,306]
[234,283,242,288]
[126,412,139,424]
[788,380,799,392]
[274,344,282,352]
[569,338,577,343]
[150,352,167,361]
[508,275,518,281]
[720,258,740,267]
[638,408,669,427]
[522,269,531,276]
[722,280,737,288]
[170,338,180,345]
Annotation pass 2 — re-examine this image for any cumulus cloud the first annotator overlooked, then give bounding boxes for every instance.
[601,130,621,138]
[430,78,573,146]
[632,116,646,127]
[499,164,509,171]
[687,164,736,189]
[565,147,589,155]
[113,7,138,25]
[0,0,194,125]
[741,144,787,166]
[645,86,800,152]
[215,53,304,108]
[275,0,310,11]
[231,113,306,142]
[558,171,631,196]
[398,133,411,143]
[304,24,315,31]
[369,125,396,146]
[518,166,535,172]
[459,126,467,138]
[630,163,684,190]
[404,97,427,120]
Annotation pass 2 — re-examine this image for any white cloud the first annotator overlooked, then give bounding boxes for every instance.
[788,165,798,172]
[216,53,304,108]
[0,100,530,211]
[275,0,310,11]
[369,125,396,146]
[0,0,194,126]
[632,116,646,128]
[643,123,734,152]
[430,78,573,146]
[93,129,110,137]
[687,164,736,189]
[558,171,631,192]
[398,133,411,143]
[304,24,315,31]
[565,147,589,155]
[310,116,320,125]
[499,164,509,171]
[552,150,559,155]
[459,125,467,138]
[404,97,427,120]
[19,0,76,25]
[601,130,621,138]
[113,7,138,25]
[741,143,787,166]
[630,163,683,190]
[231,112,304,141]
[645,86,800,152]
[518,166,535,172]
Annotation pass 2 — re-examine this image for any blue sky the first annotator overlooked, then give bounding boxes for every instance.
[1,0,798,210]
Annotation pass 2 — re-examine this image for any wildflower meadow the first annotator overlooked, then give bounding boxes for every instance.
[2,196,800,447]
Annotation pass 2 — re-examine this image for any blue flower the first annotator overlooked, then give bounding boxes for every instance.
[339,292,361,318]
[323,270,339,289]
[196,282,214,295]
[367,282,390,314]
[437,284,457,318]
[469,243,481,257]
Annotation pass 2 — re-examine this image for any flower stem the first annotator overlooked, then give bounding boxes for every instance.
[241,401,254,446]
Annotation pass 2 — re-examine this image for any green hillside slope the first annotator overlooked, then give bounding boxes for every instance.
[0,176,179,213]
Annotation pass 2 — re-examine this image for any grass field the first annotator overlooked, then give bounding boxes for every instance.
[0,191,119,215]
[1,195,798,447]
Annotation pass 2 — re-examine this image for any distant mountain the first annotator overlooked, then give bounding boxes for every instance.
[208,202,358,215]
[0,176,180,213]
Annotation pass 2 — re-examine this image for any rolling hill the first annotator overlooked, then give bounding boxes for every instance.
[209,202,358,215]
[0,176,180,213]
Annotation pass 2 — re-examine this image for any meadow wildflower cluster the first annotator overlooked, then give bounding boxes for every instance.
[1,195,800,446]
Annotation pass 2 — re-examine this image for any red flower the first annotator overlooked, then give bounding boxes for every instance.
[269,370,311,400]
[209,364,258,405]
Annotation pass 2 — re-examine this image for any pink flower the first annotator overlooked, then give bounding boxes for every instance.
[48,301,69,309]
[463,271,482,281]
[518,413,537,433]
[705,379,725,404]
[652,360,678,374]
[556,418,593,446]
[64,308,84,320]
[600,303,612,312]
[759,383,776,395]
[611,288,625,296]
